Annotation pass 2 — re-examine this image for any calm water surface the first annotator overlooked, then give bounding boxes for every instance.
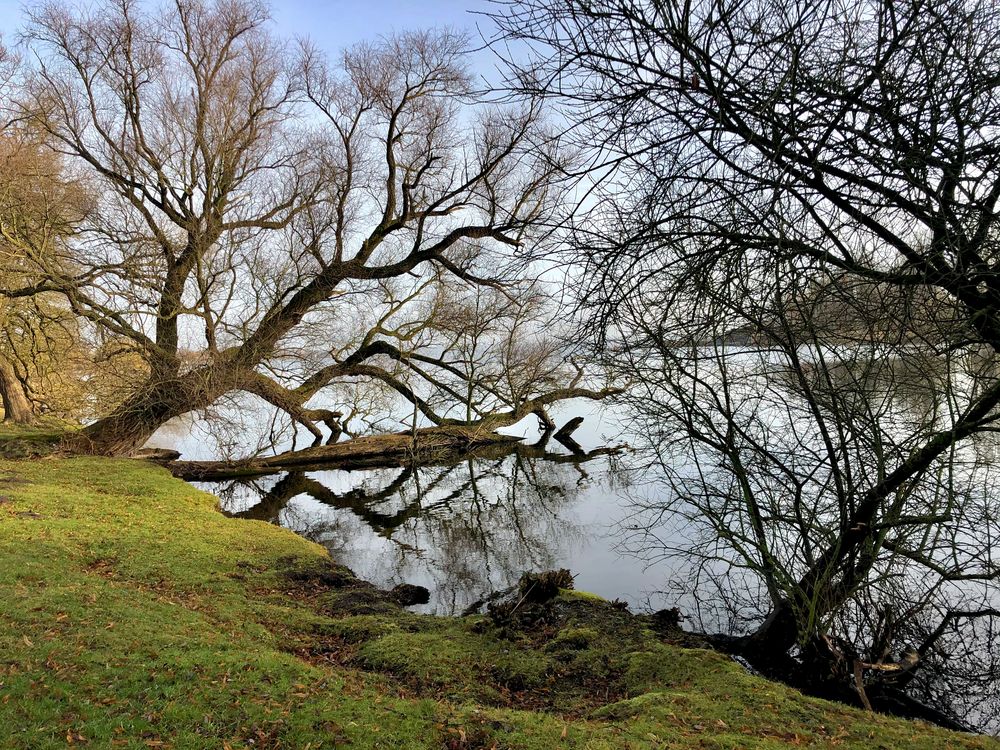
[149,401,678,614]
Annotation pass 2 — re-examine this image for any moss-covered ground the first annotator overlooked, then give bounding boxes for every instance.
[0,444,995,748]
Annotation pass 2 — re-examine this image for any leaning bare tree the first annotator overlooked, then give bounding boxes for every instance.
[495,0,1000,724]
[7,0,607,455]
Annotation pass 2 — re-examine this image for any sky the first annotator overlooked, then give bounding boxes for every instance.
[271,0,495,48]
[0,0,499,61]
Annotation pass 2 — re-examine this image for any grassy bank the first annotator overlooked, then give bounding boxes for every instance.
[0,446,994,749]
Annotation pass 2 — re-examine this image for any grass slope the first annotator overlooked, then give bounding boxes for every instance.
[0,450,993,749]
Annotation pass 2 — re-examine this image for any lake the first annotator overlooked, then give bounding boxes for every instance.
[146,389,1000,733]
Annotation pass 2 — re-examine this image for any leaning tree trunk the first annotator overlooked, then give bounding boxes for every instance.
[72,409,174,456]
[0,359,33,425]
[739,376,1000,665]
[738,600,804,667]
[66,376,213,456]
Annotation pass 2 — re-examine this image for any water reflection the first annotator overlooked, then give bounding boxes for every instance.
[199,437,639,614]
[620,346,1000,732]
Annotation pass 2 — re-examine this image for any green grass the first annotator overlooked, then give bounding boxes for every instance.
[0,452,995,749]
[0,418,72,458]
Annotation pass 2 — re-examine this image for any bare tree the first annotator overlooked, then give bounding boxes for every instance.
[494,0,1000,722]
[7,0,606,454]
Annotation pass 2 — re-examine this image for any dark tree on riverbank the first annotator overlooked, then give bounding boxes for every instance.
[494,0,1000,722]
[4,0,608,454]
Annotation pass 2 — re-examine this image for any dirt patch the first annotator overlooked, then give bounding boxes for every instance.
[84,557,120,577]
[275,556,431,617]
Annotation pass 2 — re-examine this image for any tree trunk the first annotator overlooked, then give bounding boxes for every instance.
[170,426,525,479]
[739,377,1000,666]
[738,600,802,667]
[72,411,172,456]
[0,359,33,424]
[65,377,209,456]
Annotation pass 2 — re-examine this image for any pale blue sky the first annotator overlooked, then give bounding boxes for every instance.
[271,0,494,46]
[0,1,499,60]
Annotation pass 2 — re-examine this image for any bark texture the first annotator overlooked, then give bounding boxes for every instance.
[0,359,32,424]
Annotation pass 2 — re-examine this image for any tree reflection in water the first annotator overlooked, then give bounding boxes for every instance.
[202,436,620,613]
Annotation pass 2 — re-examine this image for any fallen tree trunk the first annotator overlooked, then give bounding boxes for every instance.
[554,416,584,441]
[169,425,526,480]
